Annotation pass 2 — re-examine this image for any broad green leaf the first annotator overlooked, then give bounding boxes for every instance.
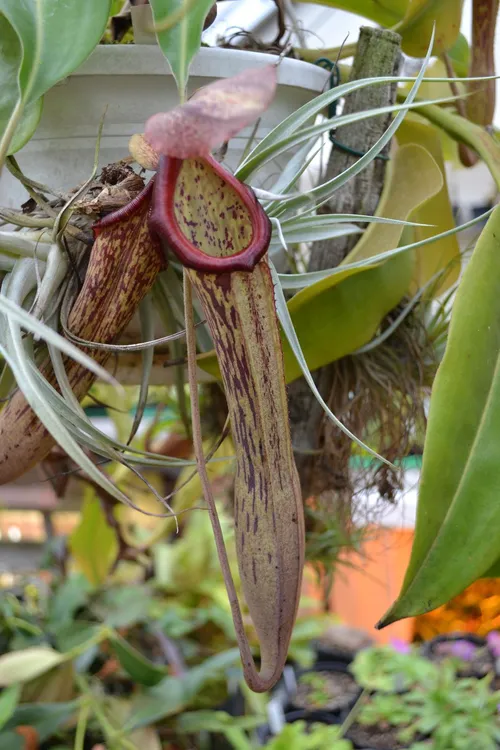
[47,574,91,629]
[0,0,110,161]
[0,647,65,687]
[126,649,241,730]
[0,686,20,732]
[277,142,440,378]
[68,491,118,587]
[394,0,463,56]
[379,206,500,627]
[109,634,166,687]
[20,660,74,704]
[3,702,77,742]
[198,140,443,382]
[0,15,42,154]
[399,60,464,166]
[298,0,407,28]
[396,118,460,296]
[91,585,154,629]
[448,32,470,77]
[54,622,100,655]
[300,1,464,61]
[149,0,215,98]
[284,255,414,382]
[0,732,23,750]
[341,143,443,266]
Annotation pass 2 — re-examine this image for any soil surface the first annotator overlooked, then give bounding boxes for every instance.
[294,670,360,712]
[347,722,413,750]
[428,641,493,678]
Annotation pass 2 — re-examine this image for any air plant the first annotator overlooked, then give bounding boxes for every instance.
[0,180,165,482]
[1,25,495,691]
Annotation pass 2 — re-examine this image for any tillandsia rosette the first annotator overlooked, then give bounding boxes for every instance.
[0,179,165,482]
[140,65,305,692]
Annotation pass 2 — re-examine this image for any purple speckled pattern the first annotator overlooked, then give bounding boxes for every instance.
[150,155,271,272]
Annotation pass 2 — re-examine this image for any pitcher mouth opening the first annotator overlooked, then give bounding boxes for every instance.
[149,155,271,273]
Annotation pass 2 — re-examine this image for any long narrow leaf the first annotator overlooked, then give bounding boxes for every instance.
[127,295,155,444]
[236,70,498,176]
[0,294,118,387]
[276,210,492,291]
[270,262,392,467]
[238,93,456,184]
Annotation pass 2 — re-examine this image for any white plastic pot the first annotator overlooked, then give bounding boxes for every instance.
[0,46,329,208]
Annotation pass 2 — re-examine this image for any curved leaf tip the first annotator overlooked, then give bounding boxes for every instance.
[145,65,278,158]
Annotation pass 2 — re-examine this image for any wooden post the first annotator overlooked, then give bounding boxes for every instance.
[289,26,402,497]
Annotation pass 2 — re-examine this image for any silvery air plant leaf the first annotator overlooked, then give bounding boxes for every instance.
[0,182,165,482]
[135,65,305,692]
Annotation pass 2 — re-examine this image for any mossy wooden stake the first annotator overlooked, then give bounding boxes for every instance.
[289,26,402,498]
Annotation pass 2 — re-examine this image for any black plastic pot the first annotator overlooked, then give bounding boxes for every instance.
[313,641,355,667]
[420,632,493,678]
[208,682,247,750]
[285,661,362,724]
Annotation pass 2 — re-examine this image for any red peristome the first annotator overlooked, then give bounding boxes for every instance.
[93,178,155,237]
[144,64,278,159]
[149,155,271,273]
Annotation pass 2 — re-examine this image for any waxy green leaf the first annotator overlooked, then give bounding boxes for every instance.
[340,143,443,266]
[0,0,110,162]
[295,0,463,56]
[298,0,406,29]
[0,686,20,731]
[379,206,500,627]
[394,0,463,56]
[0,648,65,687]
[109,634,167,687]
[69,492,119,587]
[282,253,415,382]
[149,0,215,98]
[396,118,460,297]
